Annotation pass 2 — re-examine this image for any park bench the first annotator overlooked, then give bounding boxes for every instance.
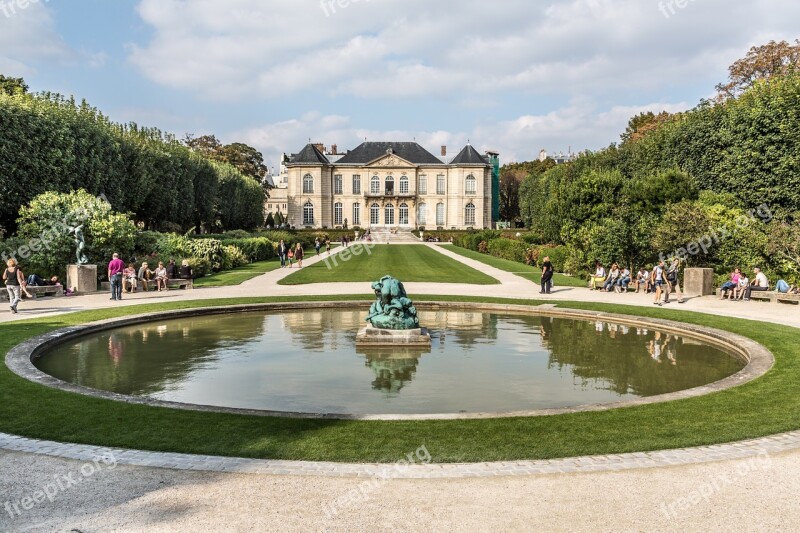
[0,285,63,301]
[715,288,798,304]
[100,278,194,292]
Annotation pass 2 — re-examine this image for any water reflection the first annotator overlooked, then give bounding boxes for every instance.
[35,310,745,415]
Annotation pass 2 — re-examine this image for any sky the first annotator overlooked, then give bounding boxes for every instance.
[1,0,798,171]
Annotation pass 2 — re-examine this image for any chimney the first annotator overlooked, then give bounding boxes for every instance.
[331,144,338,155]
[313,143,325,153]
[441,146,447,157]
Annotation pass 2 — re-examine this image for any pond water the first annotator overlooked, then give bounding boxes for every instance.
[35,309,744,415]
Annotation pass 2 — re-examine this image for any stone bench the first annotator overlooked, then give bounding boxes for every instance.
[715,288,798,304]
[0,285,64,301]
[100,278,193,292]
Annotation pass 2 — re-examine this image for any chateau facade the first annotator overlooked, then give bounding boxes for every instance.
[282,142,498,230]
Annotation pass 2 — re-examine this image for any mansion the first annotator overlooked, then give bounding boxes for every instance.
[267,142,499,230]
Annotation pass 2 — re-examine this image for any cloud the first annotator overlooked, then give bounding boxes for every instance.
[0,1,71,75]
[129,0,800,101]
[231,100,689,168]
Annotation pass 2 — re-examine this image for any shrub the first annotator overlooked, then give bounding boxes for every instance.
[477,240,489,254]
[220,245,248,271]
[186,238,225,271]
[536,245,570,272]
[224,229,252,239]
[223,237,274,262]
[487,238,529,263]
[186,256,212,278]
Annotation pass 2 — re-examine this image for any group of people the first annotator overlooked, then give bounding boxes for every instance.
[277,240,306,269]
[587,259,685,306]
[107,254,193,301]
[718,267,798,301]
[3,258,62,313]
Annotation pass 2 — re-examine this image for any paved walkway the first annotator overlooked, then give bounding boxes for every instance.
[2,243,799,531]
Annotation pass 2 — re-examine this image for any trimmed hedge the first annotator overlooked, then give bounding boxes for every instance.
[487,238,529,263]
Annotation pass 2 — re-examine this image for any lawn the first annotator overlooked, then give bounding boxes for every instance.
[278,244,499,285]
[193,259,282,287]
[1,295,799,463]
[442,244,586,288]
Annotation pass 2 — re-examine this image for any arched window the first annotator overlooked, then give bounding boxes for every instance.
[303,174,314,194]
[370,203,380,225]
[371,176,380,195]
[465,202,476,227]
[353,203,361,225]
[303,202,314,225]
[399,203,409,225]
[436,203,445,226]
[465,175,477,195]
[385,203,395,225]
[334,202,343,225]
[417,203,427,225]
[399,176,409,194]
[385,176,395,196]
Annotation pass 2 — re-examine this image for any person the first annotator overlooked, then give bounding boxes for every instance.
[540,256,553,294]
[107,253,126,301]
[26,274,59,287]
[664,258,685,304]
[154,261,169,291]
[123,263,138,293]
[315,238,322,256]
[295,242,305,268]
[720,268,742,300]
[744,267,770,301]
[287,246,295,268]
[603,264,620,292]
[634,268,650,293]
[733,272,750,301]
[138,262,153,292]
[166,259,179,280]
[326,238,332,255]
[651,260,666,306]
[3,258,25,314]
[341,235,346,248]
[278,240,289,268]
[180,259,193,280]
[775,279,791,293]
[616,267,631,293]
[590,262,606,290]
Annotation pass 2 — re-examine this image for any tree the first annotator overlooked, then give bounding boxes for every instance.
[0,75,28,96]
[650,201,712,266]
[183,134,223,158]
[499,169,524,223]
[716,39,800,100]
[620,111,673,144]
[265,212,275,228]
[221,142,268,182]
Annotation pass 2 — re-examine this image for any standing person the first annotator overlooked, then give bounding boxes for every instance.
[108,253,126,301]
[295,243,305,268]
[166,259,179,280]
[326,238,332,255]
[278,240,289,268]
[3,259,25,314]
[154,261,169,291]
[651,260,666,306]
[540,256,554,295]
[314,238,322,256]
[664,258,685,304]
[744,267,770,301]
[287,246,295,268]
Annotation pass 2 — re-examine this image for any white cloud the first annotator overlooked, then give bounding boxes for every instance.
[0,1,71,75]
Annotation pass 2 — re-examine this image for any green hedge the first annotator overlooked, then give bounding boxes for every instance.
[487,238,529,263]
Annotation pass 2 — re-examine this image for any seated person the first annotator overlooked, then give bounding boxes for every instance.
[603,264,620,292]
[138,262,154,291]
[743,267,770,301]
[154,262,169,291]
[634,268,650,293]
[123,264,138,293]
[616,267,631,293]
[733,273,749,301]
[590,263,606,290]
[166,259,179,280]
[720,268,741,299]
[180,259,194,280]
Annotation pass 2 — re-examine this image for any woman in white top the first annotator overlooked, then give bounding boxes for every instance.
[590,262,607,290]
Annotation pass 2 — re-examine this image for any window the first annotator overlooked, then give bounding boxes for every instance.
[385,176,395,196]
[465,175,477,195]
[370,203,380,225]
[385,203,395,225]
[399,176,409,194]
[334,202,343,225]
[417,203,427,225]
[399,203,409,225]
[436,203,445,226]
[353,175,361,195]
[465,202,476,226]
[303,174,314,194]
[353,203,361,225]
[371,176,380,195]
[418,175,427,195]
[334,175,343,195]
[303,202,314,225]
[436,175,446,195]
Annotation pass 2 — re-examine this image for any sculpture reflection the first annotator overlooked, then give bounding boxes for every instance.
[357,347,430,394]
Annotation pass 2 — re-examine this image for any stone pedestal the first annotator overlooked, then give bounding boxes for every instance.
[356,326,432,347]
[67,264,98,294]
[684,268,714,297]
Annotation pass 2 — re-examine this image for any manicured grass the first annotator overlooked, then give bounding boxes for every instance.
[193,259,282,287]
[1,295,799,463]
[278,244,499,285]
[442,244,586,288]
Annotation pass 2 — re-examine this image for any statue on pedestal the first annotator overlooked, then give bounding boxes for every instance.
[365,276,420,330]
[72,225,88,265]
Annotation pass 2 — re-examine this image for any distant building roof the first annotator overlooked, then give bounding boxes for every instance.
[450,144,490,166]
[336,142,443,165]
[290,144,330,165]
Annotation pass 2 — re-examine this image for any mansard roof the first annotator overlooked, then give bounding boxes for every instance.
[336,142,443,165]
[290,144,330,165]
[450,144,490,166]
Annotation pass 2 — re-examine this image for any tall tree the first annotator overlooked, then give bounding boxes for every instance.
[620,111,673,144]
[0,75,28,96]
[716,39,800,100]
[499,169,524,223]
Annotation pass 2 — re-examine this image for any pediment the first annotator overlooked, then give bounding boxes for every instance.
[365,153,417,168]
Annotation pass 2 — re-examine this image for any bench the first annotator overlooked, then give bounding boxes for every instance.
[100,278,194,292]
[0,285,63,301]
[715,288,799,304]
